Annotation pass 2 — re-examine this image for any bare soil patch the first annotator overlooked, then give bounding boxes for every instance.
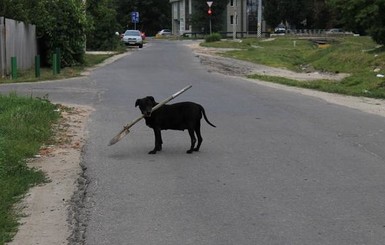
[188,42,350,81]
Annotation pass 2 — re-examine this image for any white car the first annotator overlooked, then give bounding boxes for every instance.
[122,30,143,48]
[157,29,172,36]
[325,28,354,35]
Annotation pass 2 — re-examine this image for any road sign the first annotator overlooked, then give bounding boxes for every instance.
[131,12,139,23]
[207,1,213,7]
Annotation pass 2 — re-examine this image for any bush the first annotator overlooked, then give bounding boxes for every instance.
[205,33,221,43]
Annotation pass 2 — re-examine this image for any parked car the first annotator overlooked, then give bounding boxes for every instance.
[140,31,146,40]
[274,27,286,34]
[326,28,343,34]
[325,28,354,35]
[122,30,143,48]
[157,29,172,36]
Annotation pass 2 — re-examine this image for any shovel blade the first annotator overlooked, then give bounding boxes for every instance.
[108,129,130,146]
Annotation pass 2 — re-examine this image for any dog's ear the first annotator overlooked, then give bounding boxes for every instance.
[148,96,156,104]
[135,99,140,107]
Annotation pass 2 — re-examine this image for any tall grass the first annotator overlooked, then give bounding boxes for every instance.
[0,94,60,244]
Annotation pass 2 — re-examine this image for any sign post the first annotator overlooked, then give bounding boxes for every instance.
[131,11,139,30]
[207,1,213,35]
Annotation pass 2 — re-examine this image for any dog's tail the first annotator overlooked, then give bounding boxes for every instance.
[200,106,216,128]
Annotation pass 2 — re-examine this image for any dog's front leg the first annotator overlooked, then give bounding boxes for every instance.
[149,128,162,154]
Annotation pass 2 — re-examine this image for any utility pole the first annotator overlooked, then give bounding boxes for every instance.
[257,0,262,37]
[232,0,237,40]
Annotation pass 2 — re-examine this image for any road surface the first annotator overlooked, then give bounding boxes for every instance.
[2,39,385,245]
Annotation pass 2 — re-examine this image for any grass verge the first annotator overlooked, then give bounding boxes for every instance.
[0,53,115,84]
[201,36,385,99]
[0,52,115,244]
[0,94,61,244]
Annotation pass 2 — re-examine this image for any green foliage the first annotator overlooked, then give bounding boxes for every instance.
[0,0,30,21]
[1,0,87,67]
[205,33,222,43]
[86,0,122,51]
[36,0,87,66]
[190,1,227,33]
[115,0,171,36]
[2,0,171,53]
[327,0,385,44]
[0,94,60,244]
[263,0,334,29]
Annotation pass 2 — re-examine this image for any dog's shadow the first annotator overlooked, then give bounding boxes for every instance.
[107,144,210,160]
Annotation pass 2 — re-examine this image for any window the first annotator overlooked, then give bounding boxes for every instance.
[230,15,237,25]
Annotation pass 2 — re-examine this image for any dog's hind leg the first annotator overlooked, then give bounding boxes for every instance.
[194,123,203,152]
[187,128,196,154]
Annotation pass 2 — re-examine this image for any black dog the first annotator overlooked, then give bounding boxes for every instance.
[135,96,216,154]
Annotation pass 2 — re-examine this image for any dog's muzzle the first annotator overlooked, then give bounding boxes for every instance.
[143,111,152,117]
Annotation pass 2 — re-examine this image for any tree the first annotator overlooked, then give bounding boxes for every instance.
[86,0,121,51]
[264,0,311,29]
[327,0,385,44]
[310,0,335,29]
[0,0,30,21]
[34,0,87,66]
[115,0,171,36]
[1,0,87,66]
[190,1,227,33]
[264,0,334,30]
[263,0,283,29]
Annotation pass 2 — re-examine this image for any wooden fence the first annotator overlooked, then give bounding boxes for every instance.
[0,17,37,77]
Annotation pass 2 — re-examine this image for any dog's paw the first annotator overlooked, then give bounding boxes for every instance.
[148,150,157,154]
[186,150,193,154]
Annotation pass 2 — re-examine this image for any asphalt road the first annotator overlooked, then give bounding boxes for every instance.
[2,39,385,245]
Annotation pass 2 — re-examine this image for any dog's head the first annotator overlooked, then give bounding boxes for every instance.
[135,96,157,117]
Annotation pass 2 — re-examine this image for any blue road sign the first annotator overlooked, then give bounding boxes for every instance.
[131,12,139,23]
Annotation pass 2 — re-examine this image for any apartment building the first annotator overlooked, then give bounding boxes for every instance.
[169,0,265,36]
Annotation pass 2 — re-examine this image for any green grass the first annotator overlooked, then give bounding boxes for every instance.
[0,52,116,244]
[0,51,123,244]
[201,36,385,98]
[0,94,60,244]
[0,51,122,244]
[0,53,114,84]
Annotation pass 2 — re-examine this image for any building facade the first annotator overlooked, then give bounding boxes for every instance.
[169,0,192,35]
[169,0,265,36]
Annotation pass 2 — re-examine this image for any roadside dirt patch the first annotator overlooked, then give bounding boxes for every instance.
[8,105,93,245]
[188,42,350,81]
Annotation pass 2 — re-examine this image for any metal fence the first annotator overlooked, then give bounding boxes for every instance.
[0,17,37,77]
